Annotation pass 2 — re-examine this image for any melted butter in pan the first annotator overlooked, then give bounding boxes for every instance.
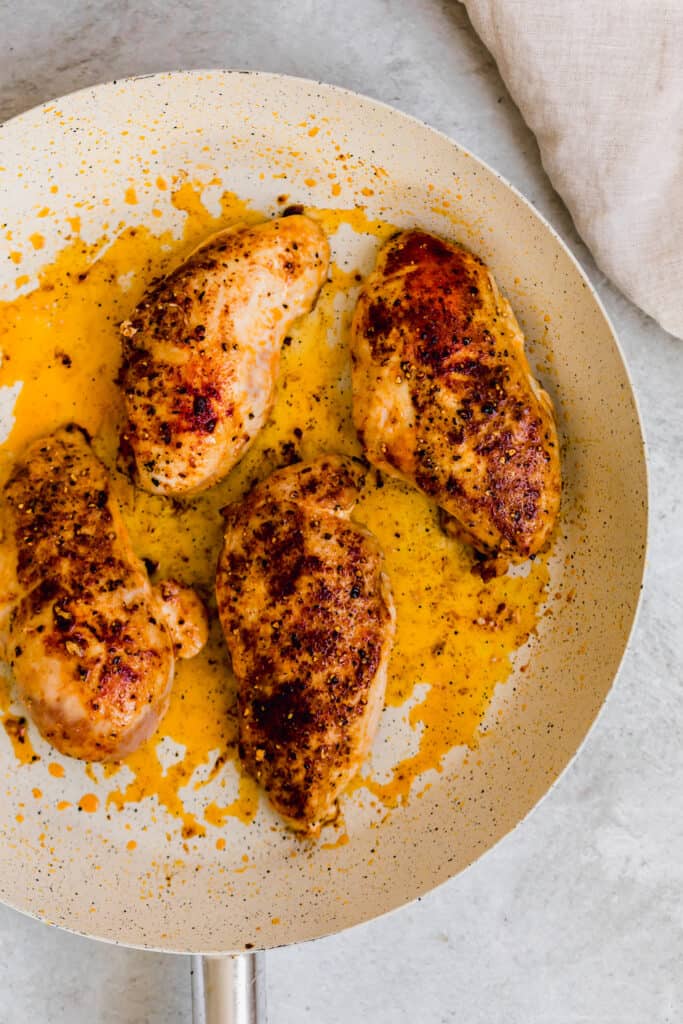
[0,184,549,831]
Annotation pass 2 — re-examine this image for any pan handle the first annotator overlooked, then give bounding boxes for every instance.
[191,952,267,1024]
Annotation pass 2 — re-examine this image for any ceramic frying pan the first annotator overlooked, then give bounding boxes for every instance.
[0,72,647,1022]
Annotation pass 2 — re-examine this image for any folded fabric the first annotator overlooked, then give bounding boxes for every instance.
[463,0,683,339]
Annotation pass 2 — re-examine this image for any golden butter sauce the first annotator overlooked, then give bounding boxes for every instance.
[0,182,549,835]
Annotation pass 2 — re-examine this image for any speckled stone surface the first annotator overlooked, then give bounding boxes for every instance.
[0,2,681,1022]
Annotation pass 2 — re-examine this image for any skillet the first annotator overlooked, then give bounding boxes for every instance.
[0,70,647,1022]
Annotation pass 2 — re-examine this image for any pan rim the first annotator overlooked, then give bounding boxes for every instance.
[0,68,649,954]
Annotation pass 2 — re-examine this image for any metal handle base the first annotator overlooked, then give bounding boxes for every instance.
[191,952,266,1024]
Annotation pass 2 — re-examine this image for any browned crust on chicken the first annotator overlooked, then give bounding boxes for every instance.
[351,230,561,562]
[0,425,207,761]
[215,456,396,834]
[119,215,330,496]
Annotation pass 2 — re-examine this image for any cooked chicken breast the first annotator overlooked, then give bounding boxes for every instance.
[351,230,561,567]
[216,456,396,834]
[0,425,208,761]
[120,215,330,496]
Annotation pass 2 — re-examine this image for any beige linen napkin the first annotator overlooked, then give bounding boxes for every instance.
[463,0,683,339]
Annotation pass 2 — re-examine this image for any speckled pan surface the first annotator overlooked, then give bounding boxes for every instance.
[0,70,647,953]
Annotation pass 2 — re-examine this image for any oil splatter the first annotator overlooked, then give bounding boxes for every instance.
[0,180,551,836]
[2,714,38,765]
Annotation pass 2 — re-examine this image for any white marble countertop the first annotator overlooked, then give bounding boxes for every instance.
[1,2,681,1021]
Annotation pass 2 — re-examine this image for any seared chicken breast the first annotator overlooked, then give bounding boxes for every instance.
[216,456,396,834]
[120,215,330,496]
[0,425,208,761]
[351,230,561,566]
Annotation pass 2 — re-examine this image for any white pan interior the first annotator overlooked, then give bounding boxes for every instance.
[0,71,647,953]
